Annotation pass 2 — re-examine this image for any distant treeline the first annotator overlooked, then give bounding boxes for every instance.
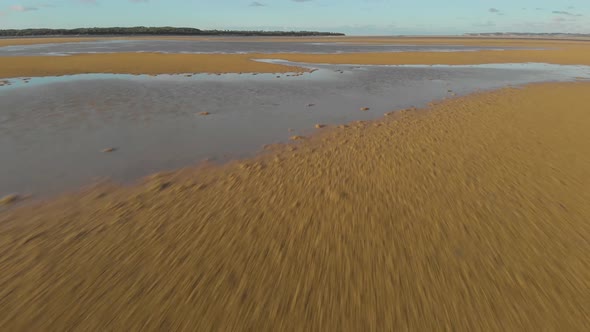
[0,27,345,37]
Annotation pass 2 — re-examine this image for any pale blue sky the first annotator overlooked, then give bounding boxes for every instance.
[0,0,589,35]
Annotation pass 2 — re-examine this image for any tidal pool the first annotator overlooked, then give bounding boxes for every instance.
[1,62,589,197]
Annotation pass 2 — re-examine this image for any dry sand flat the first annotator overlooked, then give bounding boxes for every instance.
[0,53,308,78]
[267,44,590,66]
[2,39,590,78]
[0,37,101,47]
[1,82,589,330]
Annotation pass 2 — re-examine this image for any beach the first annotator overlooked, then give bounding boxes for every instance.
[1,37,589,330]
[1,81,589,330]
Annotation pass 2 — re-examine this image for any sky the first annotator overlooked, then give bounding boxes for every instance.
[0,0,589,35]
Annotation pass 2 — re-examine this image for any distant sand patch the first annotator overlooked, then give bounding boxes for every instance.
[260,44,590,66]
[0,37,100,47]
[0,53,308,78]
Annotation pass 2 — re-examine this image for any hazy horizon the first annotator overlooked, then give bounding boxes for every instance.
[0,0,588,36]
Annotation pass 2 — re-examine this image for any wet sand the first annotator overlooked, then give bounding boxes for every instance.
[1,38,590,78]
[1,82,589,330]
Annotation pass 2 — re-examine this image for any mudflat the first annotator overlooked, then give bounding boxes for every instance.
[2,38,590,78]
[1,82,589,330]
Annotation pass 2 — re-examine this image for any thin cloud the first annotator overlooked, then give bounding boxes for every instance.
[552,10,582,17]
[10,5,39,12]
[488,8,504,16]
[250,1,266,7]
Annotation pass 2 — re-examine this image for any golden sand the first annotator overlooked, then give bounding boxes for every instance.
[0,53,307,78]
[0,37,101,47]
[264,43,590,66]
[1,82,589,330]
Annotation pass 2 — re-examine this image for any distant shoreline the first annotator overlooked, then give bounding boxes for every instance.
[2,35,590,45]
[0,27,345,38]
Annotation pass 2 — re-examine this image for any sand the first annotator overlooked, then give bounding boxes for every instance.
[265,44,590,66]
[2,38,590,78]
[1,82,589,330]
[0,53,308,78]
[0,37,101,47]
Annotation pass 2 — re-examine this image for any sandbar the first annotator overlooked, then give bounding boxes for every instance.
[0,37,100,47]
[263,44,590,65]
[0,53,308,78]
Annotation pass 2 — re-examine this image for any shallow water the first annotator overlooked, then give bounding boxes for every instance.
[1,62,590,196]
[0,39,534,56]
